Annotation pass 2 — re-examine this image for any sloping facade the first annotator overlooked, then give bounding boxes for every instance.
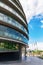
[0,0,29,61]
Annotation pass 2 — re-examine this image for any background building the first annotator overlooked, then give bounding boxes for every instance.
[0,0,29,61]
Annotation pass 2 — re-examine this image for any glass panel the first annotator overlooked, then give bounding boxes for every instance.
[0,2,26,25]
[0,25,28,44]
[0,13,28,35]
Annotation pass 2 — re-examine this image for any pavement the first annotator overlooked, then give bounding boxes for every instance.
[0,56,43,65]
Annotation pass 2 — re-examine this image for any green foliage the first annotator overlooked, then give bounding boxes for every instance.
[0,41,19,50]
[32,50,43,54]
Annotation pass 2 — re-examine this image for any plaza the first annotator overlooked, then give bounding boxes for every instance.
[0,56,43,65]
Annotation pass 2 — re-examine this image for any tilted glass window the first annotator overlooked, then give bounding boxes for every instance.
[0,13,28,35]
[0,25,28,44]
[0,2,26,25]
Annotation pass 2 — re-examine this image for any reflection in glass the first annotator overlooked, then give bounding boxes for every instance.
[0,13,28,35]
[0,25,28,44]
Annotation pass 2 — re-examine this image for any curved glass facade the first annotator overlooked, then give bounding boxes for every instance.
[0,0,29,51]
[0,0,29,61]
[0,0,28,44]
[0,2,26,25]
[0,25,28,44]
[9,0,24,16]
[0,13,28,35]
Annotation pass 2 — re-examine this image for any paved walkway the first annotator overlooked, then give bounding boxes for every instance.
[0,56,43,65]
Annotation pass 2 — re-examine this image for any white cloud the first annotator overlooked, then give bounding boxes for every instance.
[19,0,43,23]
[40,20,43,23]
[41,25,43,28]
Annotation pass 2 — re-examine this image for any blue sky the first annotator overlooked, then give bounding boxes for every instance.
[28,14,43,43]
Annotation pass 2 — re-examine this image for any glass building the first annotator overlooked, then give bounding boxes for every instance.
[0,0,29,61]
